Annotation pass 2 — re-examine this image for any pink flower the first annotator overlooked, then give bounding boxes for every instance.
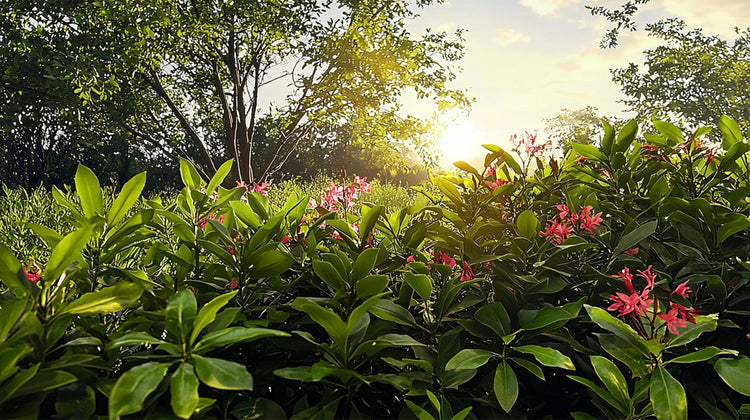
[460,262,475,283]
[23,265,39,283]
[658,307,688,335]
[642,144,659,152]
[250,182,270,197]
[575,156,586,165]
[670,280,691,298]
[614,267,635,294]
[540,220,573,244]
[228,280,239,290]
[608,290,652,317]
[557,204,570,220]
[671,303,698,324]
[637,265,657,292]
[281,235,290,244]
[432,250,456,268]
[485,164,496,177]
[623,247,639,256]
[227,245,236,256]
[406,255,415,263]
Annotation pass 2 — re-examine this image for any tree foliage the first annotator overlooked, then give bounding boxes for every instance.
[1,0,469,187]
[612,19,750,132]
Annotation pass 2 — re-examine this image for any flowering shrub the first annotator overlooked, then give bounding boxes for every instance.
[0,116,749,419]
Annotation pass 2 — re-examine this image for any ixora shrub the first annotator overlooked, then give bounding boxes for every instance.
[0,116,749,419]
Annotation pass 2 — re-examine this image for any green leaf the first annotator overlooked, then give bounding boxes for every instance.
[359,205,384,246]
[597,334,651,378]
[57,281,143,317]
[107,171,146,226]
[193,355,253,390]
[666,346,737,364]
[206,159,234,198]
[351,248,380,282]
[650,366,687,420]
[572,143,607,162]
[179,158,203,190]
[312,259,347,291]
[434,178,462,205]
[719,115,743,150]
[590,356,630,410]
[652,118,684,144]
[0,242,34,298]
[194,327,288,354]
[249,250,295,278]
[665,314,718,348]
[445,349,496,370]
[75,164,103,218]
[109,362,169,418]
[715,356,750,396]
[516,210,539,240]
[44,226,92,285]
[166,289,197,344]
[14,370,77,397]
[369,299,416,326]
[611,220,657,258]
[453,161,480,177]
[0,363,39,405]
[106,332,167,350]
[171,362,200,419]
[615,119,638,153]
[585,305,650,356]
[514,345,574,370]
[55,384,96,419]
[494,361,518,413]
[190,291,237,345]
[405,400,436,420]
[291,297,346,345]
[601,119,616,156]
[474,302,511,337]
[356,275,389,298]
[508,357,545,380]
[717,214,750,245]
[404,272,432,301]
[568,375,627,416]
[521,306,575,331]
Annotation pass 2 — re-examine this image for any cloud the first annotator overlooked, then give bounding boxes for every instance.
[655,0,749,37]
[519,0,581,16]
[495,28,532,46]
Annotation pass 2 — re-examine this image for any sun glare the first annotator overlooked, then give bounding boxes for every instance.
[437,118,476,167]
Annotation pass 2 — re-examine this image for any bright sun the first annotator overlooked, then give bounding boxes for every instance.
[437,118,475,167]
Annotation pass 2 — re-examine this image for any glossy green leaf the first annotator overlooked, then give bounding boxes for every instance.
[454,160,480,177]
[445,349,496,370]
[615,119,638,153]
[14,369,77,397]
[57,281,143,317]
[665,314,718,348]
[572,143,607,162]
[585,305,650,355]
[474,302,511,337]
[568,375,627,416]
[404,272,432,301]
[666,346,737,364]
[194,326,288,353]
[0,243,34,298]
[521,306,574,331]
[514,345,574,370]
[106,332,167,350]
[351,248,380,281]
[590,356,630,409]
[359,205,384,246]
[291,297,346,345]
[494,361,518,413]
[193,355,253,390]
[171,362,200,419]
[55,384,96,419]
[516,210,539,240]
[205,159,234,198]
[44,226,92,285]
[190,290,237,345]
[652,118,684,144]
[356,275,389,298]
[312,259,347,291]
[109,362,169,418]
[718,114,743,150]
[75,164,103,218]
[179,158,203,190]
[369,299,416,326]
[107,171,146,226]
[249,250,295,278]
[611,220,657,258]
[650,366,687,420]
[166,289,197,344]
[715,356,750,396]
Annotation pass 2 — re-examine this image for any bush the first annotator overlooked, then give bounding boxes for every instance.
[0,117,749,419]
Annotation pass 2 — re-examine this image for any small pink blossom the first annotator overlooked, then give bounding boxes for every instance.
[460,262,475,283]
[658,307,688,335]
[432,250,456,268]
[670,280,691,298]
[623,247,639,256]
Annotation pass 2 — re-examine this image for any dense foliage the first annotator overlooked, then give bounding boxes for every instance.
[1,116,749,419]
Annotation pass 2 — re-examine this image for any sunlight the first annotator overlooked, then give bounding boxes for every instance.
[437,117,476,167]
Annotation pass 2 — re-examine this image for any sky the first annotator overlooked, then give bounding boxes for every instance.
[404,0,750,167]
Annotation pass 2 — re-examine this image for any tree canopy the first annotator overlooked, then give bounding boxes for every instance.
[1,0,469,187]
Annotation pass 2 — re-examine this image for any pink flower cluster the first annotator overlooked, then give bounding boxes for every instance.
[510,133,552,158]
[236,181,270,197]
[608,266,697,336]
[317,175,370,213]
[540,204,603,244]
[23,264,39,283]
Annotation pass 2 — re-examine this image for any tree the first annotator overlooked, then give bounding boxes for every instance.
[2,0,469,185]
[612,19,750,132]
[543,107,608,155]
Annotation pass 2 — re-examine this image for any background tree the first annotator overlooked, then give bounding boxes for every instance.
[1,0,469,187]
[612,19,750,132]
[542,106,617,155]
